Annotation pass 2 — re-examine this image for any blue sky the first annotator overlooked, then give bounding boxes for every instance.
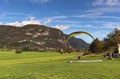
[0,0,120,43]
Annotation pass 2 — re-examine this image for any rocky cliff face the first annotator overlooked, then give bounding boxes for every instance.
[0,24,89,51]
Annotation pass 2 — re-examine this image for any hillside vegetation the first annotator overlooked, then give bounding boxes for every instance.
[0,24,89,52]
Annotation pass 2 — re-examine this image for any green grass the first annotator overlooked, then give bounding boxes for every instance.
[0,51,120,79]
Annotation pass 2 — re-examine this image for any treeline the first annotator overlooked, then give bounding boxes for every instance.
[89,28,120,53]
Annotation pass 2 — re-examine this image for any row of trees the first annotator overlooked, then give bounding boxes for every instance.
[89,28,120,53]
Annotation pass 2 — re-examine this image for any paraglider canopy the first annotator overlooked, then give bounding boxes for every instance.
[66,31,94,42]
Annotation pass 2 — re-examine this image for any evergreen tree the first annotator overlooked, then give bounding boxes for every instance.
[89,38,104,53]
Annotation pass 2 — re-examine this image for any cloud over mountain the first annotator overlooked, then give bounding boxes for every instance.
[53,25,69,30]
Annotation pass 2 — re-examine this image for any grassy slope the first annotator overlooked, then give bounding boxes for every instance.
[0,51,120,79]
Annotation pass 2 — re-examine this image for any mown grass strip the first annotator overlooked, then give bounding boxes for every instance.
[0,55,76,65]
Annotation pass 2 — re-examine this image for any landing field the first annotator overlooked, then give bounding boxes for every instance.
[0,51,120,79]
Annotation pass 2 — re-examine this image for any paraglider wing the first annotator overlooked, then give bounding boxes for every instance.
[66,31,94,42]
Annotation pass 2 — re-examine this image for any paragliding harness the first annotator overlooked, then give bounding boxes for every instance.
[104,48,120,60]
[104,53,119,60]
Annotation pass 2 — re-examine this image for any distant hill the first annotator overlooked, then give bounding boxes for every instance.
[0,24,89,51]
[68,37,89,50]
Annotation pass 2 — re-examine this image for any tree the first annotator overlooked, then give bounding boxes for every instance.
[89,38,104,53]
[65,48,73,53]
[56,48,63,54]
[103,28,120,50]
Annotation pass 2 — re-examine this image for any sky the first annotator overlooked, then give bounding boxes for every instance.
[0,0,120,43]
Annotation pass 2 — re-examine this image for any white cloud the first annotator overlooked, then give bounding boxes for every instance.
[53,25,69,30]
[40,15,68,25]
[106,0,120,6]
[0,13,5,17]
[2,12,27,15]
[91,20,120,24]
[41,15,67,21]
[26,16,36,20]
[76,8,120,20]
[23,16,41,25]
[69,24,95,28]
[5,16,41,27]
[31,0,50,3]
[55,20,84,24]
[93,0,120,6]
[93,0,104,6]
[87,7,120,13]
[6,21,22,26]
[90,0,120,15]
[43,19,52,25]
[92,30,110,40]
[89,21,120,29]
[22,20,41,26]
[76,13,120,19]
[50,15,67,19]
[3,15,68,27]
[76,12,103,18]
[103,23,120,29]
[0,22,2,25]
[84,24,94,28]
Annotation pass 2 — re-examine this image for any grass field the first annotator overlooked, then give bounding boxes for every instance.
[0,51,120,79]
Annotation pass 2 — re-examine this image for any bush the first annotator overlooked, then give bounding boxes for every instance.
[82,52,90,56]
[15,48,22,54]
[82,50,91,56]
[65,48,73,53]
[56,48,63,54]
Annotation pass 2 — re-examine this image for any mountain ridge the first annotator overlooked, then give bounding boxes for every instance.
[0,24,89,51]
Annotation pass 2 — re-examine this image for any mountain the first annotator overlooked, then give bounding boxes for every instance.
[68,37,89,50]
[0,24,89,51]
